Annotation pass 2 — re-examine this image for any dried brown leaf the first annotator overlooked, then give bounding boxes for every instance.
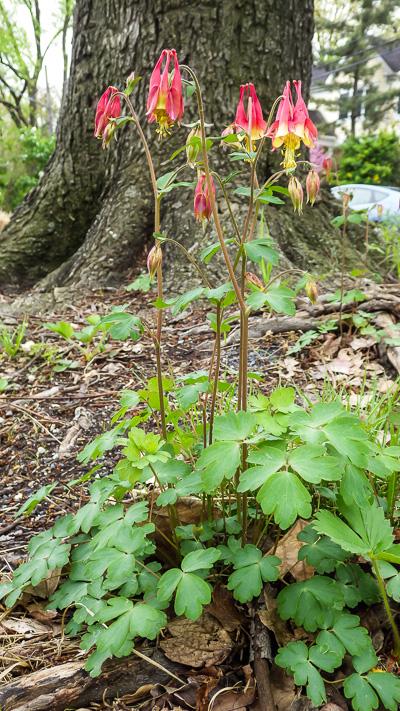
[269,664,297,711]
[27,602,58,623]
[267,519,314,582]
[207,584,244,632]
[209,678,256,711]
[258,591,292,647]
[25,568,61,598]
[160,614,233,668]
[0,616,51,636]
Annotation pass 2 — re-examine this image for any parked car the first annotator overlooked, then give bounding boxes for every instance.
[331,184,400,221]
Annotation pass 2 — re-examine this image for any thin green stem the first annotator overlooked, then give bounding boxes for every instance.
[241,161,256,244]
[180,65,246,313]
[372,557,400,658]
[211,171,242,244]
[161,237,211,287]
[123,94,158,201]
[122,94,167,441]
[266,267,305,290]
[154,339,167,440]
[339,198,349,340]
[209,303,222,444]
[387,472,398,524]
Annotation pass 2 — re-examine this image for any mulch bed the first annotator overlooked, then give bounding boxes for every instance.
[1,284,399,709]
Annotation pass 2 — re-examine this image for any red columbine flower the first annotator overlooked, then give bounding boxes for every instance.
[223,83,266,149]
[268,80,317,170]
[146,49,184,137]
[235,83,267,141]
[94,86,121,141]
[194,173,215,222]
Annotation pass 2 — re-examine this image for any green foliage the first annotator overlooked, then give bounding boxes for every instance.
[337,132,400,187]
[0,125,55,211]
[225,543,280,602]
[17,483,58,517]
[344,673,400,711]
[276,641,327,707]
[0,319,27,358]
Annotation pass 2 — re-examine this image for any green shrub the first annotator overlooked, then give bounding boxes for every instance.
[0,123,55,211]
[337,131,400,187]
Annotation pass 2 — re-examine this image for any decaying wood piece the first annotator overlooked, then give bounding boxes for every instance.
[250,604,277,711]
[374,312,400,374]
[0,648,186,711]
[225,291,400,343]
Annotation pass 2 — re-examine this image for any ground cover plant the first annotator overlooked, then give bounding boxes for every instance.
[1,50,400,710]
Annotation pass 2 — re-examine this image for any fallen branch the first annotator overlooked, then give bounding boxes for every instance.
[0,647,186,711]
[250,604,277,711]
[374,312,400,374]
[226,295,400,344]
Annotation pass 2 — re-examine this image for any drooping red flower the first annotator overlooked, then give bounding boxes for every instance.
[267,81,317,169]
[322,156,333,179]
[94,86,121,141]
[146,49,184,136]
[234,83,267,141]
[223,83,266,148]
[194,173,215,222]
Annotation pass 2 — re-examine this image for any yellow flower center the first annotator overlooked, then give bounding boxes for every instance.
[154,109,173,138]
[282,133,301,170]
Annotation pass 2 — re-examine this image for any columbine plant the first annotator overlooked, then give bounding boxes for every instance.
[2,50,400,711]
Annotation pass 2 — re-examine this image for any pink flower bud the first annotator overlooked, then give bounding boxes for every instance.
[288,176,304,214]
[342,192,352,209]
[305,279,318,304]
[245,272,264,291]
[147,244,163,279]
[186,125,202,168]
[194,173,215,222]
[306,169,320,206]
[322,156,333,179]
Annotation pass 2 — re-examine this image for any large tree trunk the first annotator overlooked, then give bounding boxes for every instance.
[0,0,314,293]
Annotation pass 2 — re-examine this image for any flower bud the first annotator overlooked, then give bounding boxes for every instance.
[126,71,136,86]
[245,272,264,291]
[322,156,333,179]
[306,169,320,206]
[194,173,215,222]
[102,121,116,149]
[186,125,202,167]
[288,176,304,214]
[305,279,318,304]
[147,243,163,279]
[342,192,352,210]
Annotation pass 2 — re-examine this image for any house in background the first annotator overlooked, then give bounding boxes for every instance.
[309,39,400,147]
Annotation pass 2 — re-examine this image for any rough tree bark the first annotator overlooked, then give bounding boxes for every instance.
[0,0,315,293]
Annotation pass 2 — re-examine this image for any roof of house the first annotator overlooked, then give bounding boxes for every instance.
[312,66,330,85]
[309,109,326,125]
[312,38,400,86]
[377,43,400,72]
